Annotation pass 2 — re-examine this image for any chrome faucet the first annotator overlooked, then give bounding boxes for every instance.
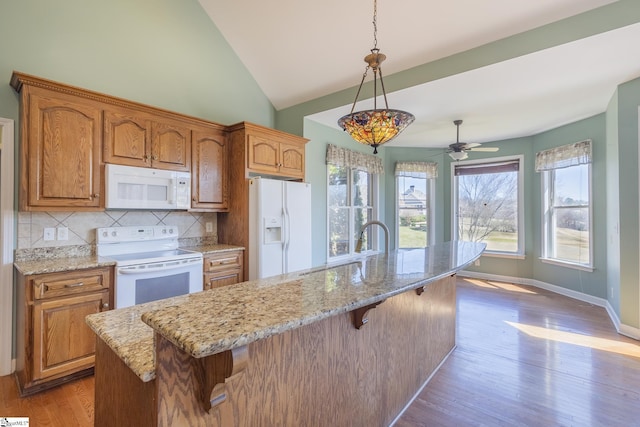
[355,220,389,254]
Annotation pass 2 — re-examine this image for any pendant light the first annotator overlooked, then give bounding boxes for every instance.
[338,0,414,154]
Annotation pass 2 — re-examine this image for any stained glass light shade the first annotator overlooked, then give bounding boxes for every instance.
[338,109,415,154]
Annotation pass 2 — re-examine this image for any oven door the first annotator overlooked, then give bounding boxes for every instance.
[115,257,203,308]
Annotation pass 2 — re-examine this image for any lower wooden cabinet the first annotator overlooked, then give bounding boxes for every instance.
[203,250,244,290]
[15,266,112,395]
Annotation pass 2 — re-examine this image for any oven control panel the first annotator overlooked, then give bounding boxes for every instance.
[97,225,179,243]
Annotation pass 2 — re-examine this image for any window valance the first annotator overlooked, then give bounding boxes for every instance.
[395,161,438,178]
[326,144,384,174]
[535,139,591,172]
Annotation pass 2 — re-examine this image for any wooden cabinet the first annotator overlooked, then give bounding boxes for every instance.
[11,72,228,212]
[203,250,243,290]
[103,107,151,168]
[219,122,308,278]
[104,106,191,171]
[191,127,229,211]
[15,266,112,395]
[15,84,103,211]
[231,122,308,180]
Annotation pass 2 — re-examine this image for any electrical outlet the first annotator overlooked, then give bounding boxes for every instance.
[474,259,480,266]
[205,222,213,233]
[44,228,55,241]
[57,227,69,241]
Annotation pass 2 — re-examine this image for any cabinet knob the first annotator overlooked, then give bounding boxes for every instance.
[93,193,100,198]
[102,302,110,310]
[152,155,158,160]
[192,197,197,201]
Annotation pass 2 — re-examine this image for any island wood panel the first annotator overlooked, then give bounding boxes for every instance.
[148,275,455,427]
[94,338,157,427]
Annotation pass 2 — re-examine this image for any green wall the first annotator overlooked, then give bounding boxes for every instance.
[0,0,274,129]
[615,78,640,328]
[606,91,621,315]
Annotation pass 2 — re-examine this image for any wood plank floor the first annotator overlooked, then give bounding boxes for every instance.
[1,277,639,426]
[396,277,640,427]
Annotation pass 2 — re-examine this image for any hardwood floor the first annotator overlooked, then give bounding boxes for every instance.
[396,277,640,427]
[1,277,639,426]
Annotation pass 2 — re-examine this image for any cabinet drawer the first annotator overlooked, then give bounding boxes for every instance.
[204,251,242,273]
[204,271,242,290]
[33,268,111,300]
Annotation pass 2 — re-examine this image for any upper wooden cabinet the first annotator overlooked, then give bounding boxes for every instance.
[230,122,308,180]
[103,107,151,168]
[11,72,227,211]
[17,84,103,211]
[104,107,190,172]
[191,127,229,211]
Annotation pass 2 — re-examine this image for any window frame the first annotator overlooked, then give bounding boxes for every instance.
[540,163,594,271]
[326,165,379,262]
[451,155,525,258]
[395,172,435,249]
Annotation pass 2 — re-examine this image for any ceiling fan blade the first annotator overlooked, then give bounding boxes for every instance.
[467,147,499,152]
[463,142,481,149]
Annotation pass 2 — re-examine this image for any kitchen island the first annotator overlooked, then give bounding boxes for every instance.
[86,241,485,427]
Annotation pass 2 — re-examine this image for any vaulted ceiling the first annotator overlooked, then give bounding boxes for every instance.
[198,0,640,148]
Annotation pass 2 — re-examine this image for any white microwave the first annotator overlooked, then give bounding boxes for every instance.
[105,164,191,210]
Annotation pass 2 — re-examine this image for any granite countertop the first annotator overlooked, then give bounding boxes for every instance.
[13,255,116,276]
[86,241,485,382]
[13,243,243,276]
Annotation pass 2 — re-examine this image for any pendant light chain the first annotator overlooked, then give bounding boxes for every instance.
[372,0,378,50]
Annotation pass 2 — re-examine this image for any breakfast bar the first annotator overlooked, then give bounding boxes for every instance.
[86,241,485,426]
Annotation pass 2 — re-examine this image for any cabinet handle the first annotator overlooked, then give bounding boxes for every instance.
[102,302,110,310]
[65,282,84,288]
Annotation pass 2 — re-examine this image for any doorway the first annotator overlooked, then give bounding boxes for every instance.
[0,117,15,375]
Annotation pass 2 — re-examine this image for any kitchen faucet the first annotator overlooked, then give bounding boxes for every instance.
[355,220,389,254]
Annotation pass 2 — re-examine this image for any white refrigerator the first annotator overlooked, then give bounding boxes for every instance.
[248,177,312,280]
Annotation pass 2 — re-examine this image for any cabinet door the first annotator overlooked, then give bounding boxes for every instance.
[247,134,279,174]
[279,142,305,179]
[25,90,102,209]
[103,107,152,167]
[192,128,228,211]
[32,291,110,381]
[151,121,191,171]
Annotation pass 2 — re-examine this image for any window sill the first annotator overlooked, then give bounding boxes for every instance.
[539,257,594,272]
[481,252,525,260]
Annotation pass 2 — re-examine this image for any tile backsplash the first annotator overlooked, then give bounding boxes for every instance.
[17,210,218,251]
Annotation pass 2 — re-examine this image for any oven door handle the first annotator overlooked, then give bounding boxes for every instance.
[117,260,201,275]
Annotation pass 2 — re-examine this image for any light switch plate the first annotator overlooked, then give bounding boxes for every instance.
[57,227,69,241]
[44,228,55,241]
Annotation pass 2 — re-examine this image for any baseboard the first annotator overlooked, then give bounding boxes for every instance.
[458,270,640,341]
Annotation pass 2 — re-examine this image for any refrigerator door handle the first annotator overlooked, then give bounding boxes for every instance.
[283,195,291,274]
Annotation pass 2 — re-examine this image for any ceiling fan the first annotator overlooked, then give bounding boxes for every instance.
[447,119,499,160]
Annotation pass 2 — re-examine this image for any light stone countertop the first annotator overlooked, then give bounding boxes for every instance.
[13,244,243,276]
[86,241,485,382]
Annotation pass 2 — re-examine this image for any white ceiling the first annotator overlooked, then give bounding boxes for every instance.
[198,0,640,149]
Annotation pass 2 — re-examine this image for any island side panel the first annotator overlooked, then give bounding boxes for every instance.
[153,275,456,426]
[94,339,157,427]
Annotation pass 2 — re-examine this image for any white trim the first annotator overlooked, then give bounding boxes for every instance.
[0,118,15,375]
[458,270,640,341]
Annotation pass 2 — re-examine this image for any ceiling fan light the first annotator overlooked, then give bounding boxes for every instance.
[449,151,468,161]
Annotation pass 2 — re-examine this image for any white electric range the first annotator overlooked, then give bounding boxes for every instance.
[96,225,203,308]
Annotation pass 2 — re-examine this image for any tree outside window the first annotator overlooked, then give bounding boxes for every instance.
[453,157,523,255]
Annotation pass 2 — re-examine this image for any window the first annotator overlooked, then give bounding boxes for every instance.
[452,156,524,256]
[326,145,381,260]
[537,140,592,269]
[395,162,437,248]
